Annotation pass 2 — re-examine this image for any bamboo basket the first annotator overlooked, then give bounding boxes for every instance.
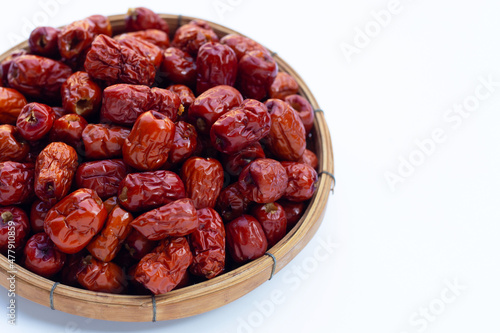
[0,14,335,322]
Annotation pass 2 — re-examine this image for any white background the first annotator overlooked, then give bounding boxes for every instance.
[1,0,500,332]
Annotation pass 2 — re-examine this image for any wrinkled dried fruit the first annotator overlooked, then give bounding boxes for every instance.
[180,157,224,209]
[7,55,72,102]
[101,84,181,126]
[285,94,314,134]
[87,205,133,262]
[265,99,306,161]
[122,111,175,171]
[35,142,78,204]
[251,202,287,247]
[0,206,30,254]
[0,87,27,124]
[134,237,193,294]
[196,42,237,95]
[269,72,299,100]
[131,198,199,240]
[238,158,288,204]
[188,85,243,134]
[84,34,156,86]
[75,159,129,199]
[23,232,65,277]
[44,188,107,254]
[281,162,318,202]
[210,99,270,154]
[16,103,55,141]
[0,124,29,162]
[82,124,130,160]
[0,162,34,206]
[226,215,267,263]
[61,71,102,118]
[215,183,250,223]
[189,208,225,279]
[125,7,169,34]
[118,170,186,212]
[77,255,127,294]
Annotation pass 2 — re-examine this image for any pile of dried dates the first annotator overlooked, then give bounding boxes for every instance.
[0,7,319,295]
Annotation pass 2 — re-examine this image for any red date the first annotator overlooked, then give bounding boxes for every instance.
[49,114,88,151]
[167,85,195,111]
[278,199,305,231]
[238,158,288,204]
[35,142,78,204]
[23,232,66,277]
[265,99,306,161]
[51,106,67,119]
[131,198,199,240]
[82,124,130,160]
[167,121,198,165]
[210,99,270,154]
[58,16,111,62]
[134,237,193,294]
[281,162,318,202]
[124,229,157,261]
[269,72,299,100]
[16,103,55,141]
[77,255,127,294]
[0,162,34,206]
[61,71,102,119]
[122,111,175,171]
[237,50,278,101]
[189,208,225,279]
[298,149,319,170]
[118,170,186,212]
[196,42,237,95]
[0,206,30,254]
[285,94,314,134]
[84,34,156,86]
[103,196,119,213]
[172,21,219,57]
[221,142,265,178]
[160,47,196,87]
[188,85,243,134]
[116,29,170,49]
[0,50,27,87]
[86,15,113,36]
[215,182,250,223]
[251,202,287,247]
[101,84,182,126]
[7,55,72,102]
[30,199,51,233]
[0,124,29,162]
[180,157,224,209]
[75,159,129,199]
[115,36,163,69]
[87,205,133,262]
[125,7,169,34]
[29,26,60,58]
[220,34,270,60]
[226,215,267,263]
[0,87,27,124]
[44,188,107,254]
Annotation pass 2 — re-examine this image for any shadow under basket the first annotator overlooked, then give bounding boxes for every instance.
[0,14,335,322]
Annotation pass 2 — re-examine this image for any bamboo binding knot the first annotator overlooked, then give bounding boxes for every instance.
[264,252,277,280]
[50,282,60,310]
[152,295,157,322]
[319,171,336,194]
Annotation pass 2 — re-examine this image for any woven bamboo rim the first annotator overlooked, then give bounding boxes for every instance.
[0,14,335,322]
